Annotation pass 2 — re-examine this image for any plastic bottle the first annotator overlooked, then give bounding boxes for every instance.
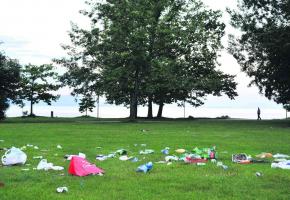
[136,162,153,173]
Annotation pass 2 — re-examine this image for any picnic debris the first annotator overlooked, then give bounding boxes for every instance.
[271,160,290,169]
[256,153,272,158]
[119,155,133,161]
[273,154,290,159]
[165,156,179,162]
[232,154,252,164]
[57,145,62,149]
[37,159,64,171]
[68,156,104,176]
[65,153,86,160]
[33,156,43,159]
[115,149,127,155]
[1,147,27,166]
[56,187,68,193]
[136,162,153,173]
[139,149,154,155]
[175,149,186,154]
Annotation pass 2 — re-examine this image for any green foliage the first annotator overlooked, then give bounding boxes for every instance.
[20,64,61,116]
[284,104,290,112]
[228,0,290,105]
[78,94,96,116]
[0,51,21,120]
[58,0,237,119]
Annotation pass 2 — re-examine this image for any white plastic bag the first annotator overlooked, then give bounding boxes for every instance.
[37,159,64,171]
[1,147,27,166]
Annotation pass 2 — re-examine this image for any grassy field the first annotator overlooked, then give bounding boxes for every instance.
[0,118,290,200]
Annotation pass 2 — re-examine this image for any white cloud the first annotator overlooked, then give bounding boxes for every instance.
[0,0,284,117]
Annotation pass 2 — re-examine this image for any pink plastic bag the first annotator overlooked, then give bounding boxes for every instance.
[68,156,104,176]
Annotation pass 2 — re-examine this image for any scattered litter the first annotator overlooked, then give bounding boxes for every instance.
[165,156,179,162]
[119,155,132,161]
[96,155,108,161]
[140,144,147,147]
[21,168,30,171]
[273,154,290,159]
[185,157,207,164]
[256,153,272,158]
[115,149,127,155]
[139,149,154,155]
[65,153,86,160]
[131,157,139,162]
[34,146,39,150]
[161,149,169,155]
[175,149,186,154]
[271,160,290,169]
[255,172,262,177]
[136,162,153,173]
[274,158,287,162]
[197,163,206,166]
[211,159,217,163]
[57,145,62,149]
[232,154,252,164]
[37,159,64,171]
[1,147,27,166]
[192,147,217,159]
[68,156,104,176]
[217,161,228,170]
[140,129,149,133]
[167,162,172,166]
[56,187,68,193]
[33,156,43,159]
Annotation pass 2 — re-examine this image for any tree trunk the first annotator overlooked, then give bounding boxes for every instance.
[147,95,153,119]
[157,102,164,118]
[129,67,139,121]
[129,93,138,120]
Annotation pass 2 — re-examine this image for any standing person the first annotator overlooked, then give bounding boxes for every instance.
[257,107,261,120]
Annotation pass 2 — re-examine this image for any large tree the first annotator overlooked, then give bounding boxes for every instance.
[0,51,21,120]
[20,64,61,116]
[228,0,290,105]
[58,0,237,120]
[144,1,237,117]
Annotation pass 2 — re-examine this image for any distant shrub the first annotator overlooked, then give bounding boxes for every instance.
[216,115,230,119]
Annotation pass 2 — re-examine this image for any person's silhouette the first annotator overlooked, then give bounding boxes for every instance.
[257,107,261,120]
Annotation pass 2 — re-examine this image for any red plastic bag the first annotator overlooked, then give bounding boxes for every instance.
[68,156,104,176]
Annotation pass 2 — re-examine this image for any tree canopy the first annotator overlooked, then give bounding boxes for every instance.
[228,0,290,105]
[20,64,61,116]
[0,51,21,120]
[57,0,237,119]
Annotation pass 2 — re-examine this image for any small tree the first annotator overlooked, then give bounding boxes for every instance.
[79,94,96,116]
[0,52,21,120]
[20,64,61,116]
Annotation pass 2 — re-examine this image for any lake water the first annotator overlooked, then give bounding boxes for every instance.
[6,104,287,120]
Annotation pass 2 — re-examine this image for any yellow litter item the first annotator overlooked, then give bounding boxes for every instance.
[175,149,186,154]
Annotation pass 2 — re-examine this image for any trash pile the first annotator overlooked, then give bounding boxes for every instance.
[1,140,290,194]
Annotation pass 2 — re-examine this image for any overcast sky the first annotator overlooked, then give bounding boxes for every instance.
[0,0,284,115]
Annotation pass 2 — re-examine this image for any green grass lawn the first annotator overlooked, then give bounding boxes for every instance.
[0,118,290,200]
